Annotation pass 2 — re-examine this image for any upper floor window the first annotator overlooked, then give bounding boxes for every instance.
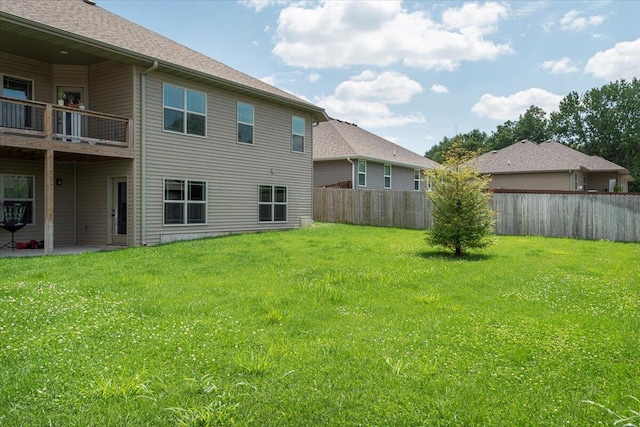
[237,102,254,144]
[292,116,305,152]
[384,164,392,189]
[163,83,206,137]
[2,76,34,130]
[358,160,366,187]
[259,185,287,222]
[1,174,34,225]
[163,179,207,225]
[414,169,421,191]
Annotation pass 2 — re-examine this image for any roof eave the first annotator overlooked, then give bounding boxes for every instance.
[1,11,329,121]
[314,155,436,169]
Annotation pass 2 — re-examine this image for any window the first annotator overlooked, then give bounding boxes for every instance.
[292,116,305,152]
[258,185,287,222]
[358,160,366,187]
[1,175,34,224]
[237,102,254,144]
[426,175,433,192]
[163,83,206,136]
[414,169,421,191]
[2,76,34,130]
[384,164,392,189]
[163,179,206,225]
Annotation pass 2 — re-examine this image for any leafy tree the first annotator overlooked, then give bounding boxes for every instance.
[513,105,551,143]
[485,105,551,151]
[426,140,495,257]
[485,120,517,151]
[426,129,488,163]
[550,79,640,191]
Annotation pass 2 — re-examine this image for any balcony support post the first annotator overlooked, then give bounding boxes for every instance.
[44,104,53,139]
[44,149,55,254]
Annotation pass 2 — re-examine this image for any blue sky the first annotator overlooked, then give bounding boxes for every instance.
[100,0,640,156]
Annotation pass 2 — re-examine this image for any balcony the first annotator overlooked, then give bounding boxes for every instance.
[0,96,132,157]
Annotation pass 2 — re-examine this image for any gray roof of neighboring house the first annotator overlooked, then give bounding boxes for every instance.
[313,119,440,169]
[0,0,327,120]
[474,140,631,176]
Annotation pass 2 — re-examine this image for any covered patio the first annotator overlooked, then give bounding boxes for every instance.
[0,245,122,258]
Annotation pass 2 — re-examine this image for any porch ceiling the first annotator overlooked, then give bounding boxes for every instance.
[0,146,126,162]
[0,19,138,66]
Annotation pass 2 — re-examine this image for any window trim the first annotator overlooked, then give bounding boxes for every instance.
[0,174,35,225]
[237,102,254,145]
[2,74,34,100]
[414,169,421,191]
[162,83,207,138]
[2,74,35,131]
[384,164,392,189]
[258,185,288,223]
[358,160,367,187]
[292,116,305,153]
[426,175,434,192]
[163,178,207,226]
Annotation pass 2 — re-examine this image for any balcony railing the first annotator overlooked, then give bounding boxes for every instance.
[0,97,130,148]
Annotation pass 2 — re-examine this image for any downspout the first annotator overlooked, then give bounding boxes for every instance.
[346,157,355,189]
[140,60,158,246]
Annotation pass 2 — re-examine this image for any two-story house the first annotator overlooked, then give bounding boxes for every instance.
[0,0,328,254]
[313,119,440,192]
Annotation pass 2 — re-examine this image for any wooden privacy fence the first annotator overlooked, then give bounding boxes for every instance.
[313,188,640,242]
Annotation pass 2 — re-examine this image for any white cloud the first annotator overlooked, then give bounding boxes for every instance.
[315,70,426,128]
[541,57,579,74]
[431,84,449,94]
[308,73,321,83]
[560,10,604,31]
[584,38,640,80]
[471,88,563,121]
[441,2,508,30]
[240,0,288,12]
[260,75,277,86]
[272,1,512,70]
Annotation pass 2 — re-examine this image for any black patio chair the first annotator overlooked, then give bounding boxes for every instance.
[1,203,27,252]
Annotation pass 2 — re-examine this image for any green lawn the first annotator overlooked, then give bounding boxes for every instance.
[1,224,639,426]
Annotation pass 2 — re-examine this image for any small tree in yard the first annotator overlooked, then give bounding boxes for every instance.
[426,140,495,257]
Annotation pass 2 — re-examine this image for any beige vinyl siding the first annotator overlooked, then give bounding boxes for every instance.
[588,172,622,192]
[89,61,135,118]
[313,160,352,187]
[140,72,314,245]
[489,172,572,191]
[53,64,88,103]
[76,160,132,246]
[53,162,77,246]
[0,52,52,102]
[0,160,75,246]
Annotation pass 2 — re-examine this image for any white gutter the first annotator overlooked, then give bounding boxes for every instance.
[140,60,158,246]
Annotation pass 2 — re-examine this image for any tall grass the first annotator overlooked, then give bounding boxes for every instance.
[1,223,638,425]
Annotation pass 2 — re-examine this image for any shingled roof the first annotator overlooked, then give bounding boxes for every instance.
[474,139,631,175]
[313,119,440,169]
[0,0,327,120]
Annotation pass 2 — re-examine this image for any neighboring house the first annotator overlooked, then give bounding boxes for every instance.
[313,119,440,191]
[0,0,328,254]
[474,140,634,192]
